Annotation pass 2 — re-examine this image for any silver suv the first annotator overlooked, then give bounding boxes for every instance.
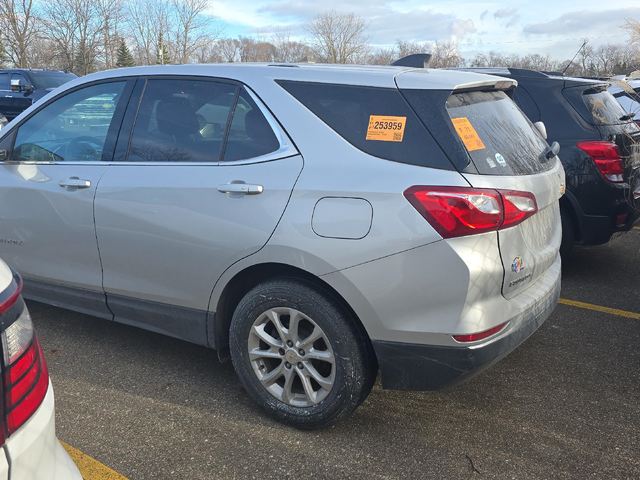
[0,64,564,429]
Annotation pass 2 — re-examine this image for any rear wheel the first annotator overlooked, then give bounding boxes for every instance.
[229,277,374,429]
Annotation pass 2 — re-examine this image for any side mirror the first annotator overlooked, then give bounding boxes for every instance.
[545,141,560,160]
[533,121,547,140]
[10,79,33,93]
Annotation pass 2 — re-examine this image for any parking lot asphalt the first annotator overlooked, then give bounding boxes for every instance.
[31,229,639,480]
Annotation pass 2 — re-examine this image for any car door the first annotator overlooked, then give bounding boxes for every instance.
[0,79,134,319]
[94,77,303,344]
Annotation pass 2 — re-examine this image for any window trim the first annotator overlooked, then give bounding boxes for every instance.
[111,75,298,167]
[0,77,137,166]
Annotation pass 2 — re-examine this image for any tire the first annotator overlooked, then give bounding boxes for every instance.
[560,206,575,257]
[229,277,375,430]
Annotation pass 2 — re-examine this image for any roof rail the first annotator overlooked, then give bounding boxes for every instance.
[391,54,432,69]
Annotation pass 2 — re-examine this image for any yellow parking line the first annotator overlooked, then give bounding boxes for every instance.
[634,226,640,230]
[559,298,640,320]
[60,441,129,480]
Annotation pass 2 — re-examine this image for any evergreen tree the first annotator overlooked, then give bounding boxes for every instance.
[156,33,171,65]
[116,39,136,68]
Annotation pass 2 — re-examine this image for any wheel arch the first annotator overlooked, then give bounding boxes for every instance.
[211,262,376,369]
[560,190,582,241]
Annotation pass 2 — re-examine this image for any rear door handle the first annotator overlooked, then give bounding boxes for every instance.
[217,183,263,195]
[59,178,91,189]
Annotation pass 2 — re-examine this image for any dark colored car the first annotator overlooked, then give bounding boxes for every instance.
[453,68,640,253]
[0,69,77,121]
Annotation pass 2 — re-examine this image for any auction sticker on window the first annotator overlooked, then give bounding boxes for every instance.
[451,117,485,151]
[366,115,407,142]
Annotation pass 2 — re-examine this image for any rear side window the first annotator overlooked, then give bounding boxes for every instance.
[0,74,9,90]
[127,79,237,163]
[277,80,453,170]
[222,88,280,162]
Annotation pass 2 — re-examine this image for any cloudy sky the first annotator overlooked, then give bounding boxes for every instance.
[210,0,640,59]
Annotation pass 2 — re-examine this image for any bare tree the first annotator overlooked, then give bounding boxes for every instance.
[429,40,463,68]
[270,28,312,63]
[127,0,174,65]
[623,19,640,50]
[304,10,371,64]
[237,36,275,62]
[0,0,40,67]
[97,0,126,69]
[41,0,104,74]
[217,38,240,62]
[171,0,219,63]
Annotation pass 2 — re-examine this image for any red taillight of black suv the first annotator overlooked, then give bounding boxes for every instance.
[577,141,626,183]
[0,272,49,442]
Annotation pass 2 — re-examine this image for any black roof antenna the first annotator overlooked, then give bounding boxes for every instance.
[562,39,589,76]
[391,53,432,68]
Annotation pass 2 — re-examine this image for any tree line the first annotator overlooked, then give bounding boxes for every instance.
[0,3,639,78]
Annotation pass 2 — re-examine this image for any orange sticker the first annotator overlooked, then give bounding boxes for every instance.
[451,117,486,151]
[366,115,407,142]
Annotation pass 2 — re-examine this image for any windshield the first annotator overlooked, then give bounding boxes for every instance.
[28,71,77,90]
[583,90,632,125]
[444,90,554,175]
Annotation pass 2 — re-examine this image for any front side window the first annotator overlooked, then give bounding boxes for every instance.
[127,79,238,163]
[11,81,126,163]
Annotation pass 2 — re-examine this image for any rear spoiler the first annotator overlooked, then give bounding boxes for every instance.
[453,79,518,93]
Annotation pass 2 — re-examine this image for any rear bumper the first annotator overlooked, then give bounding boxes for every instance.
[372,264,561,391]
[566,178,640,245]
[5,383,82,480]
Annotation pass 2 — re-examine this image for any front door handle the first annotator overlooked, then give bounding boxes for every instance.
[59,178,91,189]
[217,183,263,195]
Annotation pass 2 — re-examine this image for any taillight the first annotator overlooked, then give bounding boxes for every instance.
[404,186,538,239]
[0,275,49,439]
[577,141,625,183]
[453,322,509,343]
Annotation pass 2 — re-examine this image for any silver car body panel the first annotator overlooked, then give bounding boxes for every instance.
[95,155,303,310]
[0,163,107,290]
[463,161,565,298]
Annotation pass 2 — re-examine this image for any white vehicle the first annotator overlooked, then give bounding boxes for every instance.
[609,78,640,126]
[0,259,81,479]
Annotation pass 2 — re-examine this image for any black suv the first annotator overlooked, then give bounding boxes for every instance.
[453,68,640,253]
[0,69,77,121]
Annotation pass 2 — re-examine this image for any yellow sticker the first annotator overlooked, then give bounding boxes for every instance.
[451,117,486,151]
[366,115,407,142]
